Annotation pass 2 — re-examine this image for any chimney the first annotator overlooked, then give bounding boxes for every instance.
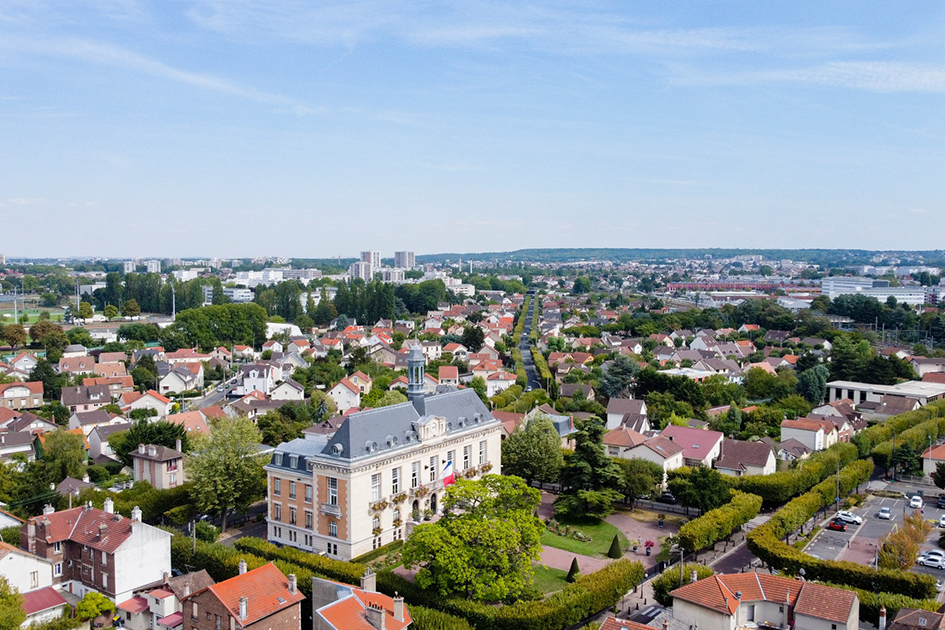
[103,498,114,514]
[663,620,670,630]
[82,474,90,483]
[288,574,297,594]
[879,606,887,630]
[148,445,157,457]
[393,592,404,622]
[238,597,247,621]
[131,506,142,523]
[42,504,55,515]
[735,591,742,600]
[138,444,146,454]
[361,568,376,593]
[183,582,191,597]
[239,559,247,575]
[690,569,698,583]
[98,522,108,537]
[176,438,182,452]
[364,603,385,630]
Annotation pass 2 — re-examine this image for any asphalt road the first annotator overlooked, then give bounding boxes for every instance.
[519,298,542,390]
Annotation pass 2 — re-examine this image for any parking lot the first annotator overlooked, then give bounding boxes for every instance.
[804,488,945,593]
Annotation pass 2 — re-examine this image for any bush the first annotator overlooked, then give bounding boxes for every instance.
[852,399,945,457]
[870,411,945,470]
[747,460,937,599]
[23,611,84,630]
[194,520,220,543]
[0,525,21,545]
[566,557,580,583]
[352,539,404,564]
[607,534,622,559]
[652,563,715,606]
[233,536,366,585]
[677,491,762,552]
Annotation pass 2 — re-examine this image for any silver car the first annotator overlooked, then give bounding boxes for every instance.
[918,555,945,570]
[878,507,892,520]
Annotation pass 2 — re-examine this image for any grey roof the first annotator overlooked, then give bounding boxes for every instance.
[268,436,330,473]
[64,344,87,353]
[607,398,646,416]
[72,409,112,426]
[320,389,497,463]
[61,385,112,407]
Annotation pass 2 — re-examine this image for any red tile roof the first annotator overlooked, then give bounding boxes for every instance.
[118,596,150,614]
[314,583,411,630]
[27,506,135,554]
[200,563,304,626]
[0,381,44,396]
[438,366,459,380]
[794,581,857,623]
[604,427,647,448]
[600,619,653,630]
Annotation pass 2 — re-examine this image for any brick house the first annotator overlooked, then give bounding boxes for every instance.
[21,500,172,602]
[181,563,303,630]
[313,570,411,630]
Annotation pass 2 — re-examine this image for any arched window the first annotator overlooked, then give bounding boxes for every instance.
[393,508,401,521]
[372,516,380,530]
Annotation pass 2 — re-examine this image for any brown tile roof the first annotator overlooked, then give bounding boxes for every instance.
[27,506,134,554]
[642,436,683,459]
[0,381,44,396]
[600,620,654,630]
[715,439,773,471]
[889,608,945,630]
[604,426,647,449]
[198,563,304,625]
[793,581,856,623]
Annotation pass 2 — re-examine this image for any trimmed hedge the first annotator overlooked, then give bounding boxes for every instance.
[352,539,404,564]
[870,413,945,470]
[677,491,762,552]
[747,459,937,599]
[731,442,858,504]
[233,537,365,585]
[376,559,644,630]
[852,399,945,457]
[818,581,940,626]
[652,563,715,607]
[409,605,477,630]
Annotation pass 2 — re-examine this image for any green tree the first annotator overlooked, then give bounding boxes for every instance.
[667,466,731,513]
[103,304,119,320]
[2,324,26,348]
[555,416,623,521]
[469,376,488,403]
[188,415,266,531]
[42,329,70,362]
[42,430,87,484]
[76,591,113,629]
[122,299,141,317]
[461,326,484,351]
[607,534,623,559]
[374,390,408,407]
[797,364,830,405]
[294,313,314,331]
[597,354,639,400]
[892,444,922,477]
[29,319,60,343]
[78,302,94,319]
[615,457,664,506]
[933,462,945,491]
[66,327,95,347]
[572,276,591,294]
[0,576,25,630]
[29,358,64,400]
[401,475,543,601]
[500,415,564,485]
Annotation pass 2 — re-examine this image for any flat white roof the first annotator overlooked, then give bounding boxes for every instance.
[827,380,945,397]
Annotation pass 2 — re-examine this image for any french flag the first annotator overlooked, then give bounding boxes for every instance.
[442,461,455,486]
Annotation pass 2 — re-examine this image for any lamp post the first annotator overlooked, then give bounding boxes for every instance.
[928,435,934,486]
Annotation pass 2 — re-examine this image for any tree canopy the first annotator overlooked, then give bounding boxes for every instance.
[501,415,565,485]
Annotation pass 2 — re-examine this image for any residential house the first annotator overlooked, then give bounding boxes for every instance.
[605,398,649,432]
[238,363,278,397]
[83,376,135,397]
[437,366,459,387]
[88,423,132,463]
[271,379,305,402]
[10,353,38,374]
[266,346,502,560]
[121,390,172,418]
[131,443,185,489]
[312,571,411,630]
[232,346,255,361]
[62,344,88,359]
[390,374,439,395]
[780,419,826,452]
[670,572,858,630]
[603,426,647,458]
[68,409,125,437]
[159,363,204,395]
[660,425,724,467]
[348,372,373,395]
[0,432,37,462]
[0,382,44,410]
[167,411,211,436]
[181,563,303,630]
[61,385,112,414]
[778,438,812,462]
[0,541,67,628]
[4,412,57,435]
[911,358,945,378]
[889,608,945,630]
[164,349,211,365]
[327,378,360,413]
[21,501,172,602]
[22,586,69,627]
[59,356,97,375]
[485,371,517,397]
[261,340,284,354]
[626,436,684,483]
[94,362,128,379]
[714,439,776,477]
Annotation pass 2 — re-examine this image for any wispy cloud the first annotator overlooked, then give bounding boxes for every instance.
[0,36,313,113]
[2,197,47,206]
[688,61,945,93]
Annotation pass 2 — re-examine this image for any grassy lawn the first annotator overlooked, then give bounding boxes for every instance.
[532,564,569,594]
[540,518,629,558]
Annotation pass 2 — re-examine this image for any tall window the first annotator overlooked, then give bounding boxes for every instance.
[305,511,313,529]
[411,462,419,488]
[447,450,454,466]
[371,473,381,502]
[273,478,281,496]
[289,507,296,525]
[463,446,471,470]
[391,467,400,494]
[305,484,312,503]
[274,504,282,521]
[479,440,486,465]
[429,456,437,482]
[328,477,338,505]
[289,481,296,499]
[53,563,62,577]
[372,516,380,531]
[329,521,337,537]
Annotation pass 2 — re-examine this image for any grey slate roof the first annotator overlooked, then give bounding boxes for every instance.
[319,388,497,463]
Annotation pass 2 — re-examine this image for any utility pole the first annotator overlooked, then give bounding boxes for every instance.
[835,459,840,512]
[13,286,17,324]
[171,284,176,321]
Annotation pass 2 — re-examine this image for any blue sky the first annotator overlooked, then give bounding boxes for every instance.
[1,1,944,258]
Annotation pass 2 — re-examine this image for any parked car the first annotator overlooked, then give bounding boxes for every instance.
[939,515,945,528]
[827,520,847,532]
[910,495,924,509]
[878,507,892,520]
[836,510,863,525]
[658,492,678,504]
[937,579,944,593]
[918,556,945,570]
[938,495,945,509]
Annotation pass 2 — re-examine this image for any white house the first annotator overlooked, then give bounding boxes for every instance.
[660,425,724,467]
[486,371,517,397]
[714,439,777,477]
[780,419,826,452]
[327,378,360,411]
[271,379,305,402]
[120,390,172,418]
